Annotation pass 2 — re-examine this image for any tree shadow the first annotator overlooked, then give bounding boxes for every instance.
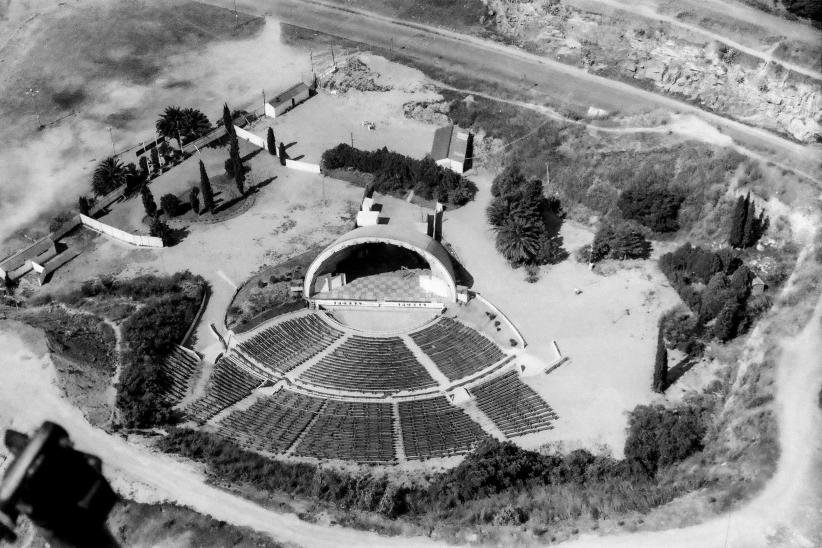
[292,154,305,161]
[283,141,298,150]
[241,148,264,162]
[666,355,698,388]
[167,226,190,247]
[253,175,277,190]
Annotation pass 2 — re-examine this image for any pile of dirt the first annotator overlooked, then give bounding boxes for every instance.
[402,100,451,125]
[323,57,392,93]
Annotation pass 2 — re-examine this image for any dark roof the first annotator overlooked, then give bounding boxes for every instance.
[430,125,470,164]
[269,82,310,106]
[0,238,55,271]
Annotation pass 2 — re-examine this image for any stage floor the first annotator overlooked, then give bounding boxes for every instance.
[314,269,440,303]
[324,307,439,333]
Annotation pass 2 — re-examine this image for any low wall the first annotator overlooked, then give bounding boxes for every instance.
[473,292,527,348]
[89,187,125,217]
[284,159,321,173]
[50,216,82,241]
[181,285,210,348]
[79,214,164,248]
[233,125,268,151]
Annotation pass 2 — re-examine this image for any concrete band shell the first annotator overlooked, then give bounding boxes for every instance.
[304,225,457,302]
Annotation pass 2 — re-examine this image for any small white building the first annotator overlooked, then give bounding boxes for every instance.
[430,124,472,174]
[0,238,57,284]
[264,83,311,119]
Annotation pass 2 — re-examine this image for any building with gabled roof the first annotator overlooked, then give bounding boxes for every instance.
[430,124,472,174]
[264,82,312,119]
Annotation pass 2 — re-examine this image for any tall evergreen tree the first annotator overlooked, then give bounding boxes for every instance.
[150,147,161,173]
[229,135,245,194]
[278,141,287,166]
[199,160,214,213]
[141,185,158,219]
[222,103,235,138]
[139,156,149,174]
[652,324,668,393]
[728,194,748,248]
[742,199,757,248]
[78,195,91,216]
[266,127,276,156]
[189,187,200,215]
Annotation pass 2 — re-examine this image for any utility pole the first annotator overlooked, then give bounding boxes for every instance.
[350,131,354,147]
[331,45,336,66]
[262,89,266,111]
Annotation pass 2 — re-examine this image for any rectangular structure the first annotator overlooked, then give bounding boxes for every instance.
[264,83,311,118]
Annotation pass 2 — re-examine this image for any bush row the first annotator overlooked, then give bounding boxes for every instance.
[321,143,477,206]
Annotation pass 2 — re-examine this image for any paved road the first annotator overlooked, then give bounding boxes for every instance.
[238,0,820,180]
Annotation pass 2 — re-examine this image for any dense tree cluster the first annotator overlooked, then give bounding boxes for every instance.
[659,243,769,342]
[728,192,769,249]
[486,165,567,266]
[321,143,478,206]
[160,193,181,217]
[624,403,709,477]
[114,272,207,427]
[617,184,685,233]
[591,220,652,262]
[155,106,213,149]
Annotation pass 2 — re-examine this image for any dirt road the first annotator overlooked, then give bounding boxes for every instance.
[232,0,821,179]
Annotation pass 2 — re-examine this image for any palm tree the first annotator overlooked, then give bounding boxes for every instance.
[494,216,542,265]
[180,108,212,141]
[156,106,184,149]
[91,156,128,195]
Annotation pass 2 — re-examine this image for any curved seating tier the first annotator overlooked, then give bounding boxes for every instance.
[410,317,505,381]
[399,396,487,459]
[185,355,262,422]
[470,371,557,437]
[237,315,343,374]
[160,345,200,405]
[293,400,395,462]
[217,390,325,453]
[299,335,437,392]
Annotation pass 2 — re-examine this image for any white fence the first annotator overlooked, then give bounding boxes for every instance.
[79,214,164,248]
[285,159,321,173]
[233,125,268,151]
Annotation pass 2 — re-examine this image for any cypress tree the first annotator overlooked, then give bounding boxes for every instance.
[742,199,757,247]
[78,195,91,216]
[266,127,276,155]
[229,135,245,194]
[141,185,157,219]
[189,187,200,215]
[222,103,235,138]
[652,324,668,393]
[199,160,214,213]
[150,147,161,173]
[728,194,747,248]
[139,156,149,174]
[278,141,287,166]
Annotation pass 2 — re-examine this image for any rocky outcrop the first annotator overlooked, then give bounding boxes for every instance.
[484,0,821,142]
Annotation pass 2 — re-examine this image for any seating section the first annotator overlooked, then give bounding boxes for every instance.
[159,345,200,405]
[410,317,505,381]
[238,315,343,373]
[470,371,557,437]
[295,400,395,462]
[299,336,438,392]
[216,390,325,453]
[185,354,262,422]
[399,397,487,459]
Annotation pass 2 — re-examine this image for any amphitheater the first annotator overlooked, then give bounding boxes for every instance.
[170,225,558,463]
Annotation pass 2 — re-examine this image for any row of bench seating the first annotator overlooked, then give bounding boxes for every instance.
[398,396,487,459]
[217,390,325,453]
[185,355,262,422]
[410,317,505,381]
[159,346,200,405]
[238,315,343,373]
[298,335,437,392]
[470,371,558,437]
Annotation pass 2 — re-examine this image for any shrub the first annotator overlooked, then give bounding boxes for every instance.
[617,186,684,233]
[591,221,652,262]
[160,193,182,217]
[49,211,75,233]
[624,404,709,476]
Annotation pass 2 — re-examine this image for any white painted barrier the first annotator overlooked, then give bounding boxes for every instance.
[79,214,164,247]
[233,125,268,151]
[285,159,321,173]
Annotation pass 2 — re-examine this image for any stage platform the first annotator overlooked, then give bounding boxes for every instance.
[322,307,440,333]
[313,269,441,303]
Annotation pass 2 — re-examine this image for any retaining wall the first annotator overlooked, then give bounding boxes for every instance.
[79,214,164,247]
